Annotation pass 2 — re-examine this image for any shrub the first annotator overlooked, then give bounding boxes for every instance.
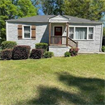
[43,51,54,58]
[35,43,48,51]
[1,41,17,49]
[64,51,70,57]
[69,47,79,56]
[30,49,44,59]
[12,45,31,60]
[102,46,105,52]
[1,49,12,60]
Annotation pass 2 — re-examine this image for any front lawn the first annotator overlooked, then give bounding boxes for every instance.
[0,54,105,105]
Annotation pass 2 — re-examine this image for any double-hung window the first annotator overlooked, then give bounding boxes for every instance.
[23,26,31,39]
[69,27,94,40]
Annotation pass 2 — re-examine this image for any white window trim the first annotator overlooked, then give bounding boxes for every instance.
[69,25,95,41]
[22,25,31,39]
[53,25,64,36]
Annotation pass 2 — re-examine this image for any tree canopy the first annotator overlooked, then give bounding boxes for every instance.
[0,0,37,45]
[62,0,105,20]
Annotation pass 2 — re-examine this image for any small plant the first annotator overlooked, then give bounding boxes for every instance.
[30,49,44,59]
[102,46,105,52]
[43,51,54,58]
[35,43,48,52]
[64,51,70,57]
[69,47,79,56]
[1,41,17,49]
[1,49,12,60]
[12,45,31,60]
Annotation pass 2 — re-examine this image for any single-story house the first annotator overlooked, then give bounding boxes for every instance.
[6,15,103,56]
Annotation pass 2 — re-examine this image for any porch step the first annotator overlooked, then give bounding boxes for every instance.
[49,46,70,56]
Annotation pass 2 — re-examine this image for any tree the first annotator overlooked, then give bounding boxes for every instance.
[18,0,37,18]
[62,0,105,20]
[41,0,63,15]
[0,0,18,45]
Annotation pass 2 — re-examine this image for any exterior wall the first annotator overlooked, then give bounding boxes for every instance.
[7,22,49,49]
[7,22,102,54]
[69,24,102,52]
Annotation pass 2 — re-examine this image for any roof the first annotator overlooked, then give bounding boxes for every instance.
[6,15,102,24]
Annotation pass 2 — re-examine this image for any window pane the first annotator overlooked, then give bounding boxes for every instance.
[24,26,30,38]
[69,27,74,39]
[88,34,93,39]
[89,27,93,34]
[76,27,87,39]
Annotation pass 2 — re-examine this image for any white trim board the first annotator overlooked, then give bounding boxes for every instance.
[53,25,64,36]
[22,25,32,39]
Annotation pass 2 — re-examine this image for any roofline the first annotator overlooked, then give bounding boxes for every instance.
[6,21,102,25]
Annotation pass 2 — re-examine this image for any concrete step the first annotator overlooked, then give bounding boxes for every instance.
[49,46,70,56]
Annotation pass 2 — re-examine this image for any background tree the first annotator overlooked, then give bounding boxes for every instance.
[41,0,63,15]
[0,0,37,45]
[0,0,18,44]
[17,0,37,18]
[62,0,105,20]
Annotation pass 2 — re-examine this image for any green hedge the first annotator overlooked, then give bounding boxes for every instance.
[64,51,71,57]
[1,41,17,49]
[35,43,48,51]
[102,46,105,52]
[43,51,54,58]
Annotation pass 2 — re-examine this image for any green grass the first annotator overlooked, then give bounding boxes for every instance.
[0,54,105,105]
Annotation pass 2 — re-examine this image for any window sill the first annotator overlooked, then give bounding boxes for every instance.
[18,38,36,40]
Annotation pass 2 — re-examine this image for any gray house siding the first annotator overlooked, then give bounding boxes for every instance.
[7,22,49,49]
[7,22,102,53]
[72,24,102,52]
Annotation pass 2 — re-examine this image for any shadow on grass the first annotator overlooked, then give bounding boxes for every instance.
[15,72,105,105]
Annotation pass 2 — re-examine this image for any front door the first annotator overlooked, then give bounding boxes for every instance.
[54,27,62,44]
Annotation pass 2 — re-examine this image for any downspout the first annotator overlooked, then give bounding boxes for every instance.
[100,24,103,52]
[6,21,8,41]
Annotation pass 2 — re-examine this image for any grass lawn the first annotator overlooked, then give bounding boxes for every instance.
[0,54,105,105]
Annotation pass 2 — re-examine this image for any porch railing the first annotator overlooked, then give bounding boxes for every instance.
[50,36,78,47]
[50,36,67,45]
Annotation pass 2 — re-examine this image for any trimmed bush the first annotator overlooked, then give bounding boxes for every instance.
[43,51,54,58]
[35,43,48,51]
[102,46,105,52]
[1,41,17,49]
[1,49,12,60]
[30,49,44,59]
[64,51,70,57]
[12,45,31,60]
[69,47,79,56]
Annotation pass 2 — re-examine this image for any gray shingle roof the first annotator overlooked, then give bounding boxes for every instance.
[7,15,102,24]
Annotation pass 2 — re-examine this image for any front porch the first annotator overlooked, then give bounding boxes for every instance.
[48,15,78,48]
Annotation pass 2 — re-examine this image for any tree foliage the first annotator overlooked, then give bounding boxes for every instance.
[41,0,63,15]
[18,0,37,18]
[0,0,18,44]
[62,0,105,20]
[0,0,37,45]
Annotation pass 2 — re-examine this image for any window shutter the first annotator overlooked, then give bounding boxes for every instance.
[18,25,22,39]
[31,26,36,39]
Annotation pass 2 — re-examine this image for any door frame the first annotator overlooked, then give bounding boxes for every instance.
[53,25,64,36]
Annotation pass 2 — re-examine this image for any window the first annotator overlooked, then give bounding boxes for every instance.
[75,27,87,39]
[24,26,30,38]
[69,27,74,39]
[88,27,93,39]
[69,26,94,40]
